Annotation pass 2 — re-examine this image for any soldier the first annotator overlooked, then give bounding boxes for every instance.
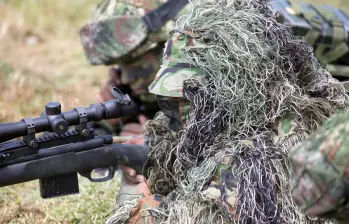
[108,0,349,223]
[290,109,349,224]
[79,0,191,138]
[80,0,349,140]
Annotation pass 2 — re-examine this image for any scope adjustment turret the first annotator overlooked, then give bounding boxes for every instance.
[45,102,68,134]
[45,102,62,115]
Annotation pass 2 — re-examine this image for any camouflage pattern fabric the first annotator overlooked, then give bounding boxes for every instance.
[272,0,349,63]
[148,31,205,97]
[81,0,194,126]
[272,0,349,84]
[118,46,164,96]
[202,158,238,221]
[80,15,148,65]
[290,109,349,223]
[80,0,193,65]
[108,1,349,222]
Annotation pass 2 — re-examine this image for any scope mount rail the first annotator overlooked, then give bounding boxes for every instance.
[0,86,134,144]
[0,86,144,199]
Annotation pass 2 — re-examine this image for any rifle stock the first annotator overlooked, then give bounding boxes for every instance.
[0,143,149,188]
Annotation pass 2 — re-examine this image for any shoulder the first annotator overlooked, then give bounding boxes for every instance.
[290,109,349,219]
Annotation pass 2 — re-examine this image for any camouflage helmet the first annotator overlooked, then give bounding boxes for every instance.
[80,0,192,65]
[148,31,205,97]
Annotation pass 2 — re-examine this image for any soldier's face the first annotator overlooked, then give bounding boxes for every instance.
[156,96,191,132]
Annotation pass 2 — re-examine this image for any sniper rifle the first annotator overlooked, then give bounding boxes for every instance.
[0,86,149,198]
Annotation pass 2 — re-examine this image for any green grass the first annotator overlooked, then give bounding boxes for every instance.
[0,175,121,224]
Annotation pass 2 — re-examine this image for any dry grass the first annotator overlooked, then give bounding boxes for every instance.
[0,0,111,122]
[0,1,117,223]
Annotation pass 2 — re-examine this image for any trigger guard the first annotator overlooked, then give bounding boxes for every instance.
[79,166,116,182]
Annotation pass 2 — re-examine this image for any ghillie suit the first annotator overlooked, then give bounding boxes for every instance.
[108,0,349,223]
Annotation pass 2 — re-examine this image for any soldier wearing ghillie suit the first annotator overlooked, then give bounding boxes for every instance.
[79,0,349,139]
[79,0,191,137]
[106,0,349,223]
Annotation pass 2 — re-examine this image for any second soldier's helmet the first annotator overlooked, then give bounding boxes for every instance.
[79,0,191,66]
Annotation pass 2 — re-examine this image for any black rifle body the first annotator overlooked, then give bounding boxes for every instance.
[0,87,149,198]
[0,142,149,187]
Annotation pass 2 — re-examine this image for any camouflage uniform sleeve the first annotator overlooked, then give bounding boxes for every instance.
[289,109,349,222]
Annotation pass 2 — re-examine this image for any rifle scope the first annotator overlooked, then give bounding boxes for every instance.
[0,87,135,143]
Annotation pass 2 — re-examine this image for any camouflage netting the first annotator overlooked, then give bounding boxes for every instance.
[108,0,348,223]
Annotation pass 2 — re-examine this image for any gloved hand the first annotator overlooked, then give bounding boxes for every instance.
[127,181,160,224]
[119,135,146,184]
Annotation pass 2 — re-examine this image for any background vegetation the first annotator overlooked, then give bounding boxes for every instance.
[0,1,119,223]
[0,0,348,223]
